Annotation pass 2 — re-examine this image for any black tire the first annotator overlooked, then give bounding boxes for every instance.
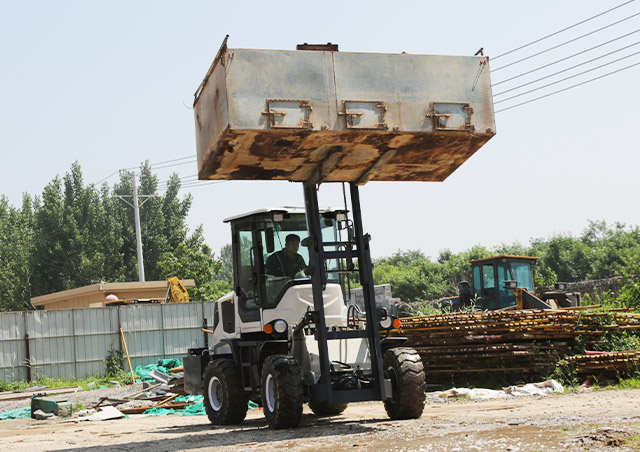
[308,400,348,416]
[383,347,426,420]
[261,355,303,429]
[202,358,248,425]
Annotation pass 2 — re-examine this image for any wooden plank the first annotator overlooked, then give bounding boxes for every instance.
[0,386,82,402]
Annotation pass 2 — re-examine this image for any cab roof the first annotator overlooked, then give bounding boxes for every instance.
[223,206,347,223]
[469,255,540,264]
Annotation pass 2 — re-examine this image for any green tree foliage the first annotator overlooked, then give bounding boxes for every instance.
[530,221,640,284]
[0,161,228,310]
[2,162,640,311]
[157,236,232,301]
[373,222,640,304]
[215,244,233,283]
[0,195,35,310]
[373,250,449,302]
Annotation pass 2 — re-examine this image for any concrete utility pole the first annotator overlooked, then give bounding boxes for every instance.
[131,172,145,282]
[118,171,152,282]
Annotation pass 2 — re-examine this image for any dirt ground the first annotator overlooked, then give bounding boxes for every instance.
[1,388,639,452]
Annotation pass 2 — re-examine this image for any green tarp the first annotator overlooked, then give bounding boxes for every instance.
[0,406,31,420]
[142,396,259,416]
[133,358,182,382]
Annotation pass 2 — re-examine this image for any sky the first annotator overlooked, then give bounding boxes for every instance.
[1,1,639,260]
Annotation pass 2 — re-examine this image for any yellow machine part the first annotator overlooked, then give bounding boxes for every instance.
[165,277,189,303]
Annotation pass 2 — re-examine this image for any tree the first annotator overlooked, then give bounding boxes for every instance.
[0,161,228,309]
[0,195,35,311]
[157,239,231,301]
[215,244,233,283]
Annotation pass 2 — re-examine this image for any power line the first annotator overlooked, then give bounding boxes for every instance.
[493,12,640,72]
[492,28,640,86]
[493,49,640,103]
[178,181,227,189]
[492,0,636,60]
[96,170,120,185]
[494,60,640,113]
[148,155,196,167]
[150,159,196,171]
[494,41,640,96]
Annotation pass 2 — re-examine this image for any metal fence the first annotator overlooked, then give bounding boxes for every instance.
[0,302,215,382]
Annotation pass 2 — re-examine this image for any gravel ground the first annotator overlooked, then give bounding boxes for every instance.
[0,387,639,451]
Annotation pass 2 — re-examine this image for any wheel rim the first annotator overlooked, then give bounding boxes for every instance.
[265,373,276,412]
[208,376,223,411]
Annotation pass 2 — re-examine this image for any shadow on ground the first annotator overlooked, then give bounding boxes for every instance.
[53,413,394,452]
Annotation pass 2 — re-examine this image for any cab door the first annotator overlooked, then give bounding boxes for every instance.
[232,220,262,323]
[496,262,516,308]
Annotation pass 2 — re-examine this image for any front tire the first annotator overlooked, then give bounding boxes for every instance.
[202,359,247,425]
[261,355,303,429]
[383,347,426,420]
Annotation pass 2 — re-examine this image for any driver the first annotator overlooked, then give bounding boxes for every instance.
[265,234,306,278]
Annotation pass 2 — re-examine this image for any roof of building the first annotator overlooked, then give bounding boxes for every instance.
[31,280,196,307]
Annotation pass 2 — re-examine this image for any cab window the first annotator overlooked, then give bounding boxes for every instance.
[262,215,310,308]
[497,263,515,308]
[234,223,260,320]
[511,262,534,291]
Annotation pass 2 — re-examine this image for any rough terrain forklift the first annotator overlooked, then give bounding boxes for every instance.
[183,37,496,428]
[184,193,426,428]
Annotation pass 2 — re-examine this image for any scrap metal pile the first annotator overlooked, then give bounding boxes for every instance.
[390,307,640,383]
[566,350,640,378]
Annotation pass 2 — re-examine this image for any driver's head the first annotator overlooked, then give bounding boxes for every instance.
[284,234,300,255]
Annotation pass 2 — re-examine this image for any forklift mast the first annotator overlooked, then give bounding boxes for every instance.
[303,182,388,404]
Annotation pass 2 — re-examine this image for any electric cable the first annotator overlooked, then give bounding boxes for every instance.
[493,38,640,93]
[96,170,120,185]
[494,59,640,113]
[493,11,640,72]
[147,159,196,171]
[492,28,640,86]
[492,0,636,60]
[493,49,640,103]
[147,155,196,167]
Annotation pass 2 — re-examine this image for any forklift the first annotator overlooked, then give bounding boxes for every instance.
[183,37,496,428]
[184,190,426,428]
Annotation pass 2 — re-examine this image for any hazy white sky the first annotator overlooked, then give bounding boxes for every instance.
[1,1,638,259]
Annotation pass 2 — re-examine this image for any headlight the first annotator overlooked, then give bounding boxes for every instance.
[273,319,288,334]
[379,316,392,329]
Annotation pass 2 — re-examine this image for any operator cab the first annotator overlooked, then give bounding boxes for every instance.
[470,255,537,309]
[224,207,348,321]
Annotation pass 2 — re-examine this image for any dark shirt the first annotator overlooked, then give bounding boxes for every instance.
[265,250,306,277]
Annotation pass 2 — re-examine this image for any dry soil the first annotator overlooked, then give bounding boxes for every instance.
[0,388,639,452]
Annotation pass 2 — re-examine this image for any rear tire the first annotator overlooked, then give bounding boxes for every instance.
[383,347,426,420]
[308,400,348,416]
[202,359,247,425]
[261,355,303,429]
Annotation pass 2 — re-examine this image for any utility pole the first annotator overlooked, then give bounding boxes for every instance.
[118,171,153,282]
[131,173,145,282]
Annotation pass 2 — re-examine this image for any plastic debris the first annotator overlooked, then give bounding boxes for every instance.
[32,409,56,420]
[143,407,177,416]
[134,359,182,382]
[426,379,564,401]
[0,406,31,420]
[84,406,125,421]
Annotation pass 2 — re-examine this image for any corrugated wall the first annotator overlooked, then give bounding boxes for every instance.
[0,302,212,382]
[0,312,27,381]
